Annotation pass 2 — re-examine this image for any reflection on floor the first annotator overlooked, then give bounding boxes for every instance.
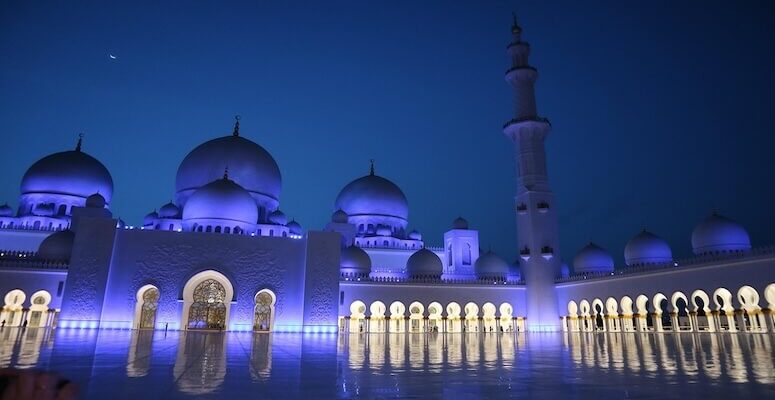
[0,328,773,399]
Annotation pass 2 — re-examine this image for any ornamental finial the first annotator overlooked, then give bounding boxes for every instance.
[369,159,375,175]
[75,133,84,152]
[223,166,229,180]
[232,115,241,136]
[511,12,522,35]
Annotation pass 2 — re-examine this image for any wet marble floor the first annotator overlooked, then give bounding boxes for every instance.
[1,328,774,399]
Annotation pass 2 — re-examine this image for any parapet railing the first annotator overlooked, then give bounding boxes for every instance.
[341,272,525,286]
[0,250,69,270]
[555,245,775,283]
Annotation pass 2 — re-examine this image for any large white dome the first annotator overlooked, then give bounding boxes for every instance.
[334,167,409,231]
[624,230,673,266]
[21,143,113,203]
[691,213,751,255]
[175,124,281,209]
[182,176,258,229]
[573,243,614,274]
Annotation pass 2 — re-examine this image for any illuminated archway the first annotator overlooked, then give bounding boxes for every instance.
[27,290,52,328]
[2,289,26,327]
[389,301,406,333]
[446,302,462,333]
[482,302,497,332]
[499,302,514,332]
[131,285,160,329]
[408,301,425,333]
[369,301,387,333]
[254,289,276,332]
[427,302,443,332]
[464,302,479,332]
[182,270,234,331]
[349,300,367,333]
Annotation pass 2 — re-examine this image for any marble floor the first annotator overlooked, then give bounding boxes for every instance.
[0,328,774,399]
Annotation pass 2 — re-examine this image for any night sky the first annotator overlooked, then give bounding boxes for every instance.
[2,1,774,268]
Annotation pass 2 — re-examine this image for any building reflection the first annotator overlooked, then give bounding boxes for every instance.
[563,332,775,385]
[126,330,154,377]
[173,332,227,395]
[0,327,53,369]
[248,333,272,381]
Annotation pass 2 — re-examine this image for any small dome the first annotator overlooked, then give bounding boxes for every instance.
[408,230,422,240]
[175,132,281,207]
[559,262,570,278]
[334,171,408,223]
[573,243,614,274]
[691,213,751,255]
[37,230,75,262]
[85,193,106,208]
[331,209,348,224]
[158,202,180,218]
[340,245,371,275]
[287,220,302,235]
[268,209,288,225]
[0,203,12,217]
[625,230,673,266]
[33,203,55,217]
[376,226,392,236]
[452,216,469,230]
[406,248,442,278]
[21,147,113,203]
[474,250,509,278]
[182,177,258,227]
[143,210,158,225]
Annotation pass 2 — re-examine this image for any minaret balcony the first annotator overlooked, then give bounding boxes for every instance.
[505,65,538,82]
[537,202,550,213]
[519,246,531,261]
[516,203,528,215]
[503,116,551,130]
[540,246,554,260]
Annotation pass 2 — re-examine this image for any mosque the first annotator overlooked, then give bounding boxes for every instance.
[0,18,773,334]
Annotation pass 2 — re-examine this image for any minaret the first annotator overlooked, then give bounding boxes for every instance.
[502,15,561,331]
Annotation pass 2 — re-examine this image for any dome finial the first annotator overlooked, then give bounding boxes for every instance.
[232,115,241,136]
[511,12,522,35]
[75,133,84,152]
[369,159,375,176]
[223,166,229,180]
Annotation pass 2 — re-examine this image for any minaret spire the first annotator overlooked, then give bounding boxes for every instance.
[75,133,83,152]
[502,18,561,331]
[232,115,241,136]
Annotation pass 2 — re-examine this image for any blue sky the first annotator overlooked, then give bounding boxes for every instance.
[1,1,773,266]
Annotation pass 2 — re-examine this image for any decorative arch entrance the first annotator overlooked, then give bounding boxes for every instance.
[133,285,160,329]
[182,270,234,331]
[254,290,276,332]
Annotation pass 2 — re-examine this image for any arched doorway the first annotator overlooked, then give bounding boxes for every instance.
[349,300,367,333]
[254,290,276,332]
[446,302,462,333]
[369,301,387,333]
[408,302,425,333]
[133,285,160,330]
[389,301,406,333]
[27,290,52,328]
[182,270,234,331]
[2,289,26,327]
[482,302,497,332]
[499,303,514,332]
[464,302,479,333]
[427,302,443,332]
